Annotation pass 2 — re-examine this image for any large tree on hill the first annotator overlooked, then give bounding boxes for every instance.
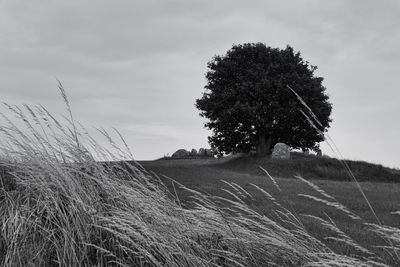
[195,43,332,157]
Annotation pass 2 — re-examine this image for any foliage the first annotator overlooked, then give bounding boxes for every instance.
[196,43,332,156]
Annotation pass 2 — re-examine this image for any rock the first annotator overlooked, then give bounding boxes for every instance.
[316,149,322,157]
[197,148,214,157]
[198,148,206,156]
[205,148,214,157]
[271,143,290,160]
[190,149,198,156]
[171,149,190,158]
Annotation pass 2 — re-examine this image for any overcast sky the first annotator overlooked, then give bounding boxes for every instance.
[1,0,399,168]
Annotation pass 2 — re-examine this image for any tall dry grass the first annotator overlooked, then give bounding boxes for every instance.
[0,85,398,266]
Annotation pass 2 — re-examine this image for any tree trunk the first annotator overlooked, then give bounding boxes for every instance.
[256,132,272,157]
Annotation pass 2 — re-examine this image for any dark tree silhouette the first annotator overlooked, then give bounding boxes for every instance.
[196,43,332,156]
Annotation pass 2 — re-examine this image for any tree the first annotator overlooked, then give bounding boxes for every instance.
[195,43,332,157]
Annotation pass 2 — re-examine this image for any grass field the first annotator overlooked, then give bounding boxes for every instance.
[1,90,400,266]
[140,155,400,264]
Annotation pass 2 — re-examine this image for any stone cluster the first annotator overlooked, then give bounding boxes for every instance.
[171,148,214,159]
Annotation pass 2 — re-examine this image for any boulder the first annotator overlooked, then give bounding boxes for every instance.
[205,148,214,157]
[271,143,290,160]
[197,148,215,157]
[190,149,198,156]
[198,148,206,156]
[171,149,190,158]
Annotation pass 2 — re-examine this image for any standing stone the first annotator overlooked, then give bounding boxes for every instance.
[198,148,206,156]
[271,143,290,160]
[190,149,198,156]
[205,148,214,157]
[171,149,190,158]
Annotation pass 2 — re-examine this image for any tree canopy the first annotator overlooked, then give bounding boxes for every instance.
[195,43,332,156]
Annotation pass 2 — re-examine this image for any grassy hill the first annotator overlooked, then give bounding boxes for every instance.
[142,152,400,183]
[140,153,400,264]
[2,92,399,266]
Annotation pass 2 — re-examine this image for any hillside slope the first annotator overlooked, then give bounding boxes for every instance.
[139,153,400,263]
[140,152,400,183]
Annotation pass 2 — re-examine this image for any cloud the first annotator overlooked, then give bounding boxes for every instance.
[1,0,400,166]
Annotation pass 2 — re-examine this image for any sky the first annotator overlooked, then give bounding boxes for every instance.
[1,0,399,168]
